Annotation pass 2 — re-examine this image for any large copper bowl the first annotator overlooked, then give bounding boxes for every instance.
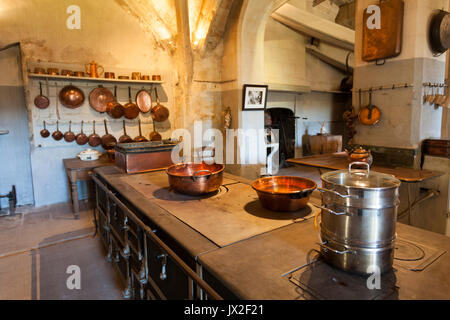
[59,85,85,109]
[166,163,224,196]
[252,176,317,212]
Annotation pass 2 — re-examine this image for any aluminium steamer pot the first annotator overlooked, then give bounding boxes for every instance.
[316,162,401,275]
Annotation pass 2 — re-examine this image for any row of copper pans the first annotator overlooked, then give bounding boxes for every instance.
[35,83,169,122]
[39,119,163,148]
[33,67,161,81]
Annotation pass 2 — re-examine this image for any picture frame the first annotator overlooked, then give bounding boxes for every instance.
[242,84,268,111]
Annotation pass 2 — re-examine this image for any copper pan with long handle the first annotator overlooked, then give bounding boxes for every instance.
[134,119,148,143]
[88,121,101,147]
[119,120,133,144]
[151,87,169,122]
[123,86,140,120]
[101,120,117,150]
[76,120,89,145]
[64,120,76,143]
[34,82,50,109]
[106,86,125,119]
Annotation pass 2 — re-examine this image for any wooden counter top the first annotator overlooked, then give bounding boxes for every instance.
[287,153,442,182]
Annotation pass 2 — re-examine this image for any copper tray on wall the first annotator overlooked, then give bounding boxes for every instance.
[115,141,177,174]
[362,0,404,62]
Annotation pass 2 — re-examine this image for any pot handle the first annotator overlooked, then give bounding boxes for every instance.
[318,187,358,199]
[319,242,354,255]
[349,162,370,175]
[192,170,213,181]
[289,190,312,199]
[313,204,347,216]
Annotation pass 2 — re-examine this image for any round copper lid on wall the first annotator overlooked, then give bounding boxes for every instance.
[89,86,115,113]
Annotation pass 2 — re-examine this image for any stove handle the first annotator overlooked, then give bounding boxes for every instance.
[158,254,168,281]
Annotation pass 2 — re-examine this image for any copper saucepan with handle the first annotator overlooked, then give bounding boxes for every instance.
[123,86,140,120]
[40,121,50,138]
[64,121,76,143]
[52,121,63,141]
[151,87,169,122]
[88,120,102,147]
[76,120,89,146]
[34,82,50,109]
[119,120,133,144]
[101,120,117,150]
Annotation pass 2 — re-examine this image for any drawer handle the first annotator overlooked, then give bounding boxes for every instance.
[158,254,168,281]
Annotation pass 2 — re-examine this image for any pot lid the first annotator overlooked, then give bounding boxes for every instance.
[321,162,401,189]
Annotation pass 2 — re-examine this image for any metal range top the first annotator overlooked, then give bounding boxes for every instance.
[120,171,321,247]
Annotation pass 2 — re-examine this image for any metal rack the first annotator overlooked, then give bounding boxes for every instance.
[352,83,414,93]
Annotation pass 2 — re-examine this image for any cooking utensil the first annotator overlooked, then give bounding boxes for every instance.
[76,121,89,146]
[362,0,404,62]
[151,87,169,122]
[40,121,50,138]
[88,121,102,148]
[89,85,115,113]
[141,75,150,81]
[358,89,381,126]
[136,87,153,113]
[85,61,104,78]
[74,71,85,77]
[152,75,162,81]
[134,119,148,143]
[101,120,117,150]
[33,67,46,75]
[429,10,450,55]
[104,72,115,79]
[119,120,133,144]
[106,86,125,119]
[118,76,130,80]
[132,72,141,80]
[166,162,225,196]
[149,119,162,142]
[52,121,63,141]
[64,121,76,143]
[47,68,59,75]
[123,87,140,120]
[316,162,401,275]
[34,82,50,109]
[252,176,317,212]
[61,70,73,76]
[59,85,85,109]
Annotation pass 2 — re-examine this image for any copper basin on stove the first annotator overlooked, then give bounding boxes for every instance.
[166,162,224,196]
[252,176,317,212]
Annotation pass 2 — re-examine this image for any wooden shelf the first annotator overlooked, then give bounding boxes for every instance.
[28,73,164,85]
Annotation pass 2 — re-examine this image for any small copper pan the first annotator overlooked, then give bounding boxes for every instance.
[123,86,140,120]
[52,121,63,141]
[119,120,133,144]
[40,121,50,138]
[34,82,50,110]
[134,119,148,143]
[151,87,169,122]
[64,121,76,143]
[101,120,117,150]
[76,121,89,146]
[106,86,125,119]
[88,121,102,147]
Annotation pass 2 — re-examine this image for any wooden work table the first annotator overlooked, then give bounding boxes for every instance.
[63,155,114,218]
[287,152,442,182]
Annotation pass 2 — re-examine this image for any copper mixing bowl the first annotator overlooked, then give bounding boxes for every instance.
[252,176,317,212]
[166,162,224,196]
[59,85,85,109]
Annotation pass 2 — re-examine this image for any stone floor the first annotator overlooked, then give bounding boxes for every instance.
[0,201,124,300]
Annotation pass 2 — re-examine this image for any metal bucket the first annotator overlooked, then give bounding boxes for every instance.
[316,162,401,275]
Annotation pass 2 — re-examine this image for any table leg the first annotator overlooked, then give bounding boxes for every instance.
[67,171,80,219]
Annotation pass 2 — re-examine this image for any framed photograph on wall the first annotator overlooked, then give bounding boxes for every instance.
[242,84,268,111]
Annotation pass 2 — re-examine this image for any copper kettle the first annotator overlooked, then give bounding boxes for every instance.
[85,61,104,78]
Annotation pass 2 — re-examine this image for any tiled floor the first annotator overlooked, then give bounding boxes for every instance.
[0,202,123,300]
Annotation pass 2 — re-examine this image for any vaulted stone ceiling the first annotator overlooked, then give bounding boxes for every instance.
[115,0,234,54]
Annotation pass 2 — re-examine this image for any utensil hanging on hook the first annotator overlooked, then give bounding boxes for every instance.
[358,89,381,126]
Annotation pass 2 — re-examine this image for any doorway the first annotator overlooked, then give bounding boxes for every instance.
[0,43,34,207]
